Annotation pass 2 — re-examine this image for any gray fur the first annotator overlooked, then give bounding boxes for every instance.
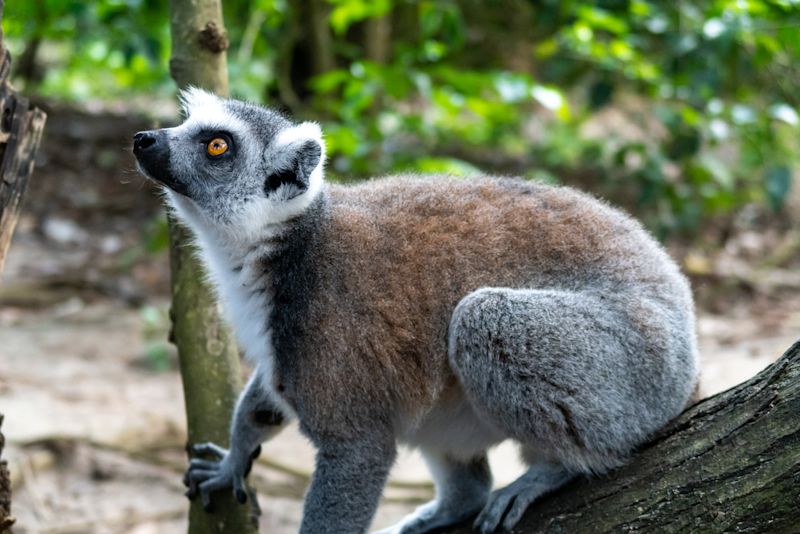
[449,286,696,473]
[133,90,700,534]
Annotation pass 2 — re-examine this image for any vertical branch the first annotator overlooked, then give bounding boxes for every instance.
[364,13,391,65]
[306,0,335,76]
[166,1,257,532]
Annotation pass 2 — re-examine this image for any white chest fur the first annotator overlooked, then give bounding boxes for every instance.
[195,234,294,414]
[215,242,275,364]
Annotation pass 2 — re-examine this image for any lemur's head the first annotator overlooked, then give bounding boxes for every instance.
[133,88,326,240]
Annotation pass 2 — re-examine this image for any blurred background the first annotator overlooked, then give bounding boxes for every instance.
[1,0,799,532]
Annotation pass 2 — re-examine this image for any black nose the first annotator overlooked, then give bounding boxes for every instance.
[133,131,157,155]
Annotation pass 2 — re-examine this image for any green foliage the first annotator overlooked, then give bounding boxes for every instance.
[308,0,800,236]
[221,0,286,101]
[4,0,173,99]
[5,0,800,238]
[328,0,392,34]
[528,0,800,234]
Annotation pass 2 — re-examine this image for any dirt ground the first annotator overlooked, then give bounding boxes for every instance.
[1,104,798,534]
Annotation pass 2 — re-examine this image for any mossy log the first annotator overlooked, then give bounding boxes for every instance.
[443,340,800,533]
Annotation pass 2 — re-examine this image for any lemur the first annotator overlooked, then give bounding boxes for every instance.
[133,88,699,534]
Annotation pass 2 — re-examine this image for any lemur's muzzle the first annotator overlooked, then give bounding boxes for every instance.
[133,129,189,196]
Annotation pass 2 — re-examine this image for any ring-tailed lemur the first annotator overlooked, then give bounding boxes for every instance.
[133,88,699,534]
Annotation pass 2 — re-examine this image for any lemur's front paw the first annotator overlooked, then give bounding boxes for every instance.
[183,442,261,512]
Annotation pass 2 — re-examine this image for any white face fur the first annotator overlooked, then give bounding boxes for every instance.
[134,87,327,246]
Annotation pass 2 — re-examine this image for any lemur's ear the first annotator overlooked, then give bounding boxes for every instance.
[266,122,326,198]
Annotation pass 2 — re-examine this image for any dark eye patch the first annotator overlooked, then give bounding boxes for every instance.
[265,167,297,192]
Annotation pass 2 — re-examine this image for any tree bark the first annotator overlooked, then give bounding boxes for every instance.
[305,0,335,77]
[0,3,46,526]
[167,2,256,533]
[442,339,800,533]
[0,414,12,534]
[364,14,391,65]
[0,11,47,274]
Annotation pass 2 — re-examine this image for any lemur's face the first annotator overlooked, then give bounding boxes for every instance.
[133,88,325,238]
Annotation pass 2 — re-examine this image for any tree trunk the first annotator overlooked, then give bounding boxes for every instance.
[0,415,12,534]
[271,0,335,110]
[0,14,46,273]
[443,339,800,533]
[167,2,257,533]
[364,14,391,64]
[0,2,47,530]
[305,0,335,77]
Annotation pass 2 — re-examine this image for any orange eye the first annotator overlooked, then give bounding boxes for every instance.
[207,138,229,156]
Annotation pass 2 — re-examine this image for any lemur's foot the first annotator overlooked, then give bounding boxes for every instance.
[374,497,485,534]
[474,465,572,533]
[183,442,261,512]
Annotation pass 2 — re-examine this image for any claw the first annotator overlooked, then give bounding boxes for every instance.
[184,467,201,498]
[199,477,222,512]
[201,489,213,512]
[233,476,247,504]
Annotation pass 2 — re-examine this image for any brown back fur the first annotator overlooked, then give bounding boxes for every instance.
[275,176,694,443]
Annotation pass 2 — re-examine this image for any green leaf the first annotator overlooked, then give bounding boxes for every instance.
[328,0,392,35]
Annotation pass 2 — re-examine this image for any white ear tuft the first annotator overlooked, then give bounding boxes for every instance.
[178,86,223,119]
[275,121,327,162]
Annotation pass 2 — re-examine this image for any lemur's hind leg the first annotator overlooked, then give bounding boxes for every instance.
[448,287,675,532]
[375,451,491,534]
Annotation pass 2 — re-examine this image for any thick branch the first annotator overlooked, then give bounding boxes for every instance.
[444,340,800,533]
